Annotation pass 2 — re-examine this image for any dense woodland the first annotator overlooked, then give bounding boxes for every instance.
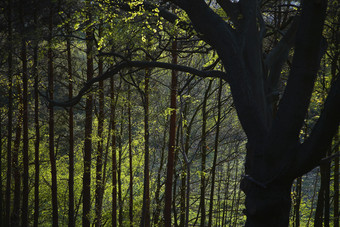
[0,0,339,226]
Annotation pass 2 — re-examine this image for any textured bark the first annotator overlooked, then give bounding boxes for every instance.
[164,40,178,226]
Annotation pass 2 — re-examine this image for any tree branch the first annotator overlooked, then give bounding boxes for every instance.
[265,0,328,163]
[293,75,340,177]
[265,17,299,94]
[40,60,228,107]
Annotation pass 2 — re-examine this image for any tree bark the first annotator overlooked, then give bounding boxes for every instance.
[164,39,178,226]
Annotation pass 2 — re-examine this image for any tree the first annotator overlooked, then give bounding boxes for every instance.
[169,1,339,226]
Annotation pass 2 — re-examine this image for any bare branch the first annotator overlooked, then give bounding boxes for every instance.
[293,75,340,176]
[39,60,228,107]
[265,17,298,93]
[262,0,328,180]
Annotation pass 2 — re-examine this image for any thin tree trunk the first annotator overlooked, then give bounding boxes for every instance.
[48,5,58,226]
[180,98,190,227]
[164,39,178,227]
[140,60,150,227]
[111,75,117,227]
[67,23,75,227]
[12,82,23,227]
[293,177,302,227]
[5,0,13,225]
[222,161,231,226]
[324,159,330,227]
[208,78,223,227]
[0,115,2,227]
[153,128,166,226]
[20,0,29,223]
[128,84,134,227]
[33,8,40,226]
[315,167,325,227]
[95,26,104,227]
[118,105,123,227]
[200,80,212,227]
[334,132,339,227]
[306,171,318,226]
[83,1,94,225]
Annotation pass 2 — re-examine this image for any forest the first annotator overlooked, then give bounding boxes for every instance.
[0,0,339,226]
